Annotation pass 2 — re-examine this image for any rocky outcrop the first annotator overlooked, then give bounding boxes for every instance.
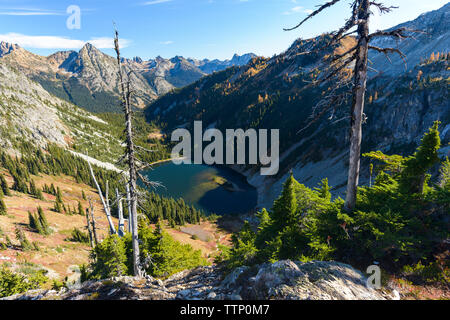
[0,61,125,163]
[0,62,69,149]
[1,260,398,300]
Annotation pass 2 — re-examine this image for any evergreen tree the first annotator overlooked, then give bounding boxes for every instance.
[12,174,28,194]
[271,172,299,230]
[56,187,63,203]
[28,211,44,235]
[50,184,56,196]
[36,188,44,201]
[28,180,43,200]
[15,228,32,251]
[77,201,84,216]
[91,234,128,278]
[29,180,37,197]
[37,206,50,235]
[0,198,7,216]
[0,174,10,196]
[438,157,450,190]
[399,121,441,194]
[53,200,62,213]
[315,178,331,201]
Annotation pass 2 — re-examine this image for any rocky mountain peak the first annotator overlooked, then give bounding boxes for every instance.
[80,42,95,52]
[0,41,21,57]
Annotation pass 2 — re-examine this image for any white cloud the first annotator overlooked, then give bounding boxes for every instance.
[160,40,174,45]
[283,6,312,15]
[0,33,131,50]
[90,37,132,49]
[0,11,63,16]
[141,0,173,5]
[0,7,64,16]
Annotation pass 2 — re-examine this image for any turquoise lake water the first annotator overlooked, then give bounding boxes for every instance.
[142,162,257,215]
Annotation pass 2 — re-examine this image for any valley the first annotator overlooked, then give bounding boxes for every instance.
[0,1,448,301]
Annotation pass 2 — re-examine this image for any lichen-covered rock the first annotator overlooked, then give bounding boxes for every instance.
[242,260,392,300]
[1,260,397,300]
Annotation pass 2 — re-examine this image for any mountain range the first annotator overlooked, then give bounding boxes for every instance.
[0,42,255,113]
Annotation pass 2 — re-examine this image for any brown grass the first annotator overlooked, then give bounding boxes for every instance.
[0,169,117,279]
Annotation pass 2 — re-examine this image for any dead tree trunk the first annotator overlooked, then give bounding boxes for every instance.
[87,161,116,234]
[114,29,142,277]
[126,184,132,233]
[105,180,110,214]
[88,198,99,246]
[85,208,94,248]
[344,0,370,212]
[116,188,125,237]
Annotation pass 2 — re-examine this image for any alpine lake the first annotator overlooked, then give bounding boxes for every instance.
[141,162,257,215]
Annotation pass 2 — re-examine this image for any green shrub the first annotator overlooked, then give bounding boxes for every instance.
[0,266,48,298]
[68,228,90,244]
[28,207,51,235]
[0,198,6,216]
[15,228,33,251]
[86,223,207,280]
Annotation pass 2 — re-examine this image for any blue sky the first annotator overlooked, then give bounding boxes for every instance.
[0,0,447,60]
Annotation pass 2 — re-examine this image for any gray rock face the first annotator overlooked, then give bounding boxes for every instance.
[0,42,21,58]
[370,3,450,76]
[1,260,397,300]
[0,62,69,149]
[0,61,126,166]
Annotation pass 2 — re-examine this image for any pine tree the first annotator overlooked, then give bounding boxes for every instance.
[438,157,450,190]
[50,184,56,196]
[28,211,45,235]
[271,172,299,229]
[15,228,32,251]
[315,178,331,201]
[37,206,50,234]
[29,180,37,197]
[56,187,63,203]
[77,201,84,216]
[36,188,44,201]
[54,200,62,213]
[92,234,128,278]
[0,173,10,196]
[399,121,441,194]
[0,198,7,216]
[12,174,28,194]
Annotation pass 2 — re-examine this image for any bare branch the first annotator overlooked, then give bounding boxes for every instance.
[284,0,344,31]
[137,172,164,190]
[370,2,398,14]
[369,27,423,41]
[368,45,407,66]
